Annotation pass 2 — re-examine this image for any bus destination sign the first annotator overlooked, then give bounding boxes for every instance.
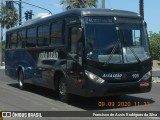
[87,17,114,23]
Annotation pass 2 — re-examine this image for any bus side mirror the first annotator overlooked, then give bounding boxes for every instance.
[77,28,82,40]
[144,22,147,28]
[71,27,82,41]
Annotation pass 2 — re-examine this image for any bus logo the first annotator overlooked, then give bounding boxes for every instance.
[102,73,123,78]
[38,51,59,60]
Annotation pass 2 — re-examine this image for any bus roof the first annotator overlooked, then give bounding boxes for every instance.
[7,8,141,32]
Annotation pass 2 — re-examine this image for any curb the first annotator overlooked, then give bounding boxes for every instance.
[0,66,5,69]
[152,77,160,83]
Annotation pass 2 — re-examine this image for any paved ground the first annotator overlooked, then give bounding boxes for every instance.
[152,61,160,83]
[0,68,160,120]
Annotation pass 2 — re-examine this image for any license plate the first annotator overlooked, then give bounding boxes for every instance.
[140,82,150,87]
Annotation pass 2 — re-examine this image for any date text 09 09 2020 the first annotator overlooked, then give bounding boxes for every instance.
[98,101,151,107]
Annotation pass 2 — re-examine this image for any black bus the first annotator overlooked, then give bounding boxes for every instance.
[5,9,152,102]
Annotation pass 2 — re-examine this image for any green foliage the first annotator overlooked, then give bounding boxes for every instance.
[0,5,18,29]
[2,41,5,51]
[149,32,160,60]
[61,0,98,10]
[1,41,5,61]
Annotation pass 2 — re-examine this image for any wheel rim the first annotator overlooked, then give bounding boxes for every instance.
[19,80,23,87]
[59,81,66,96]
[19,72,23,87]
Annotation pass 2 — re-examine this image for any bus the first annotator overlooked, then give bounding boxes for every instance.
[5,9,152,102]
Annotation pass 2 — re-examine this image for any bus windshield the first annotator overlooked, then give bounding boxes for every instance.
[84,17,151,64]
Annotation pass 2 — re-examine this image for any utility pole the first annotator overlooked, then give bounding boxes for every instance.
[19,0,22,25]
[15,1,52,15]
[0,0,4,66]
[102,0,105,8]
[159,31,160,60]
[139,0,144,19]
[6,0,52,24]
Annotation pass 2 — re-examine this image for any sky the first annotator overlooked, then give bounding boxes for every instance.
[11,0,160,33]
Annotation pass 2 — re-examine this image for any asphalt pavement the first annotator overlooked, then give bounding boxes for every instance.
[0,67,160,120]
[152,67,160,83]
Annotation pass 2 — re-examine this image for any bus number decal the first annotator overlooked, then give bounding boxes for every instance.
[132,74,139,78]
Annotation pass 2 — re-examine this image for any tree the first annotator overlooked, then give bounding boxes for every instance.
[61,0,98,10]
[1,41,5,62]
[0,4,18,29]
[0,4,18,65]
[149,32,160,60]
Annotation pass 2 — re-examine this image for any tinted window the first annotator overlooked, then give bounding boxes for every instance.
[6,33,10,49]
[10,32,17,49]
[85,24,116,53]
[26,27,36,47]
[18,30,26,48]
[51,22,63,46]
[38,25,49,46]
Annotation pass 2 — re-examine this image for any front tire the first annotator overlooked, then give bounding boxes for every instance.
[58,76,70,103]
[18,70,25,90]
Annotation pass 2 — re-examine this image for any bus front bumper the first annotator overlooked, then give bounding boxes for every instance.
[80,78,152,97]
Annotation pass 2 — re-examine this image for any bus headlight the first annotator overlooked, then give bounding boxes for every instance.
[85,70,105,84]
[142,71,151,80]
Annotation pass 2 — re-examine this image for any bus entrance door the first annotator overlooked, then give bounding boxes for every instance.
[66,27,83,92]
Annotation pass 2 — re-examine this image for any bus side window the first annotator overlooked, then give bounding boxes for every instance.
[26,27,36,47]
[10,32,17,49]
[132,30,141,46]
[22,30,26,48]
[17,30,26,48]
[51,22,63,46]
[17,32,22,48]
[6,33,10,49]
[38,25,49,46]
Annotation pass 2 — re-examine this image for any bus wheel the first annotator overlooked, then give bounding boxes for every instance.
[58,76,70,103]
[18,70,25,90]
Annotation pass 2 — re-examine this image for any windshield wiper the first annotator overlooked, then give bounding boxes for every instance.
[104,27,141,65]
[122,31,141,63]
[104,25,123,66]
[104,37,121,65]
